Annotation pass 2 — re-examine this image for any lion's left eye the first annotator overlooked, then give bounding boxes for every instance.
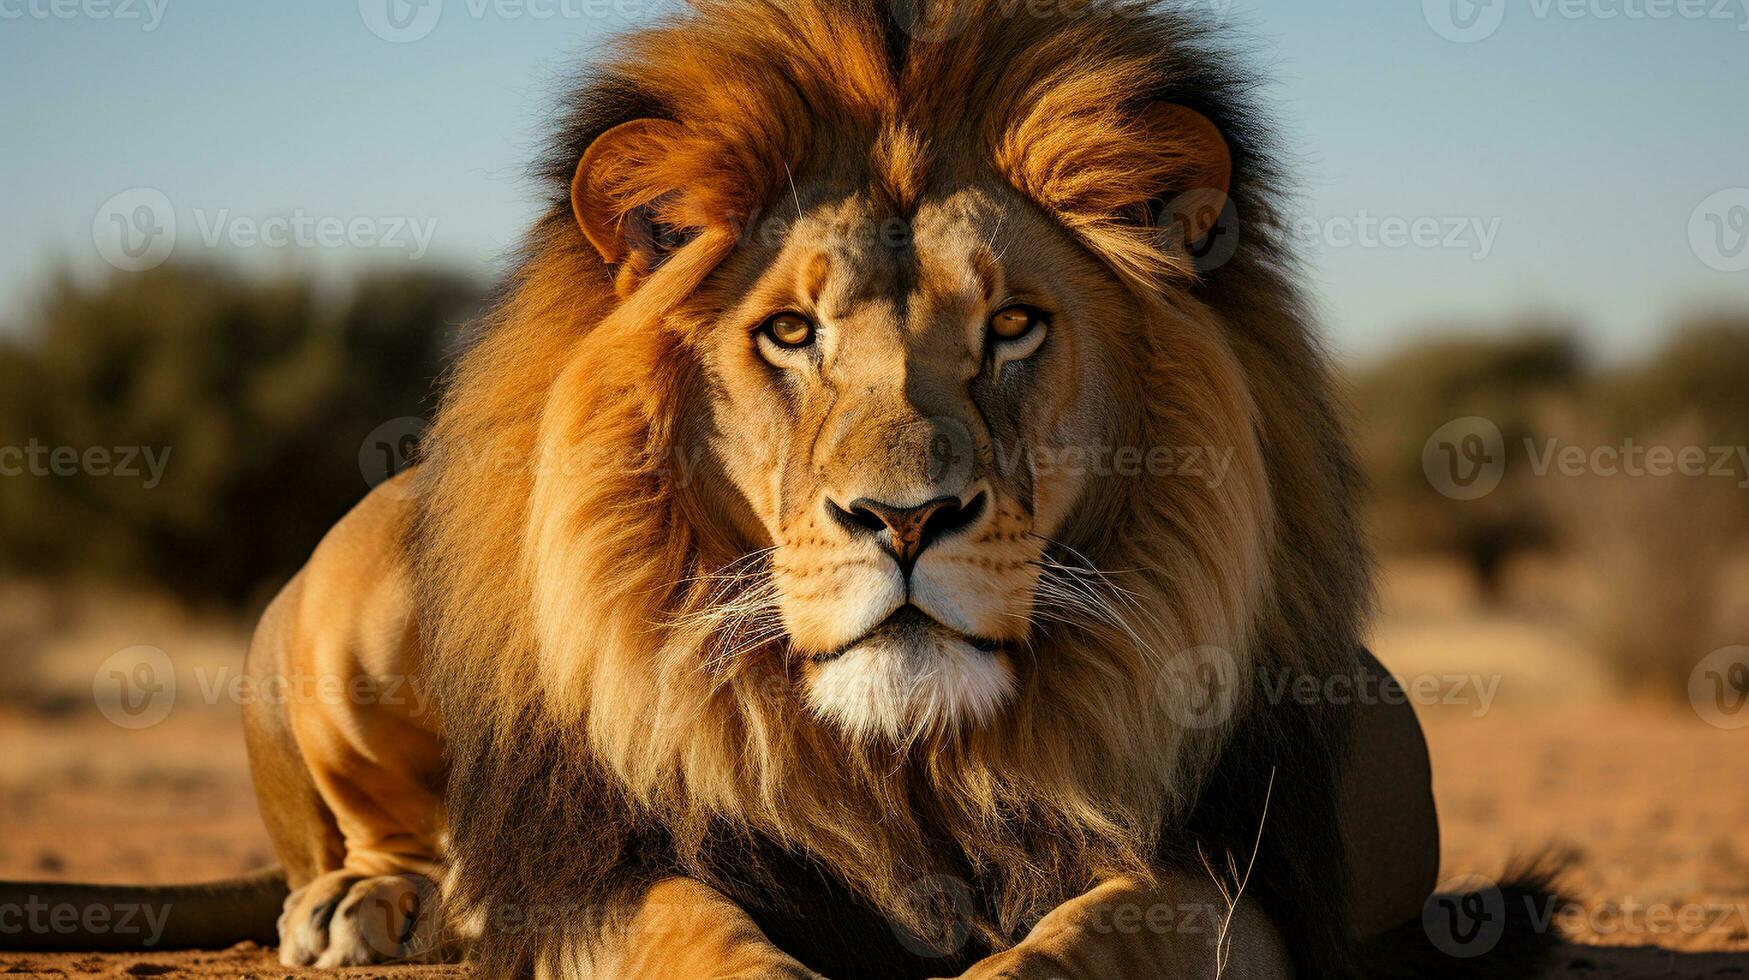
[760,312,816,348]
[989,305,1044,342]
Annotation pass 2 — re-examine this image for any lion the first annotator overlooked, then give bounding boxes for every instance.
[0,0,1566,976]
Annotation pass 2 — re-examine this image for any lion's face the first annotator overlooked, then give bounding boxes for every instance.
[696,184,1122,740]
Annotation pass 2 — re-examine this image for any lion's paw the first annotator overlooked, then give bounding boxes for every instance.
[277,870,445,968]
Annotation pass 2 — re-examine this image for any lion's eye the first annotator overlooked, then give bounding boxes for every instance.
[989,305,1043,342]
[759,312,816,349]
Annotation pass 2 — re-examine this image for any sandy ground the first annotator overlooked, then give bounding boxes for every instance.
[1,564,1746,977]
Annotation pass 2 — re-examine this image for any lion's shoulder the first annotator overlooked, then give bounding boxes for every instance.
[271,469,425,701]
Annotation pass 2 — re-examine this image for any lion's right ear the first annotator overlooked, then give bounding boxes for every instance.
[571,118,693,281]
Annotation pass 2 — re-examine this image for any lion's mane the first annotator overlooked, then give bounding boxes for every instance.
[413,2,1371,977]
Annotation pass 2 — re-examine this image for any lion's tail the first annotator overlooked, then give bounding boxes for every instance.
[1358,857,1572,979]
[0,866,286,951]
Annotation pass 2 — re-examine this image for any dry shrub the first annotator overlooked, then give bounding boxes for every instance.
[1539,419,1748,696]
[1547,320,1749,694]
[1349,328,1583,601]
[0,263,482,607]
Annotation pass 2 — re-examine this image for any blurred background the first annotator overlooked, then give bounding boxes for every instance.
[2,0,1747,972]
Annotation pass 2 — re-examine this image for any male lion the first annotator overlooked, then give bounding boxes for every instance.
[1,0,1563,976]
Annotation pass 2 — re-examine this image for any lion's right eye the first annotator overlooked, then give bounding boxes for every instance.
[758,312,816,350]
[989,305,1044,342]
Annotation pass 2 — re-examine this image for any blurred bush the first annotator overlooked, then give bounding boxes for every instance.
[1353,317,1749,694]
[1350,326,1584,601]
[1540,320,1749,694]
[1594,317,1749,459]
[0,263,483,608]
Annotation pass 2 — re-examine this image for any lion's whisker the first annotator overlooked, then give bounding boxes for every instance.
[1031,551,1149,614]
[1035,570,1135,633]
[704,625,787,678]
[637,546,779,603]
[683,572,788,676]
[673,547,780,586]
[1027,532,1152,577]
[1031,568,1160,664]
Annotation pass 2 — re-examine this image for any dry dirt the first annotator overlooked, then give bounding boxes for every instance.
[1,564,1746,978]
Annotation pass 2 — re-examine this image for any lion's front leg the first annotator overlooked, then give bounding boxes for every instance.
[945,873,1291,980]
[554,878,822,980]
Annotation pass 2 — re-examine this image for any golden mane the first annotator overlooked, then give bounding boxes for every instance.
[413,2,1371,976]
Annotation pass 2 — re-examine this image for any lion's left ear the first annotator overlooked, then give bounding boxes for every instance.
[1138,104,1232,247]
[571,118,695,286]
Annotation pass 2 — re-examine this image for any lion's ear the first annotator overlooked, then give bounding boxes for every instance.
[571,118,694,282]
[1138,104,1232,248]
[1001,101,1232,278]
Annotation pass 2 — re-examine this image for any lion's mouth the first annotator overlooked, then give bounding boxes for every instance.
[812,605,1003,663]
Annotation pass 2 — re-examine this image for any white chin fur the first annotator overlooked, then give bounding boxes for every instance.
[804,634,1015,742]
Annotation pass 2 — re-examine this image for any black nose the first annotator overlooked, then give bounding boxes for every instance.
[828,492,986,574]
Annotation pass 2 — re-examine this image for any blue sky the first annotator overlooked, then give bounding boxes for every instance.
[3,0,1747,361]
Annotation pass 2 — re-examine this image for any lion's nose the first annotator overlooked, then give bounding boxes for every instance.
[828,492,987,575]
